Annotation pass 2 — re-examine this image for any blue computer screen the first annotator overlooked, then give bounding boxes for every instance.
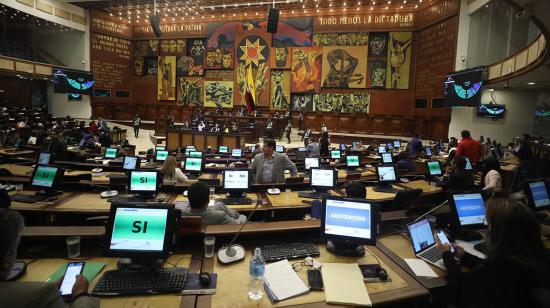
[408,218,435,253]
[453,193,486,226]
[325,198,371,240]
[529,182,550,208]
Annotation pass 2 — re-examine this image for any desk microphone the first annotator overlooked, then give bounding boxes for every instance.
[217,198,262,264]
[414,200,448,222]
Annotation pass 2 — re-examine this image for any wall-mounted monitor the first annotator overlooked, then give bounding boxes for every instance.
[443,67,484,107]
[478,104,505,118]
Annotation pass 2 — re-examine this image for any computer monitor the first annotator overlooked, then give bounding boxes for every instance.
[186,145,196,150]
[322,195,380,255]
[37,152,51,165]
[104,148,118,159]
[305,157,320,170]
[105,203,175,260]
[330,150,341,159]
[376,165,397,183]
[380,153,393,164]
[426,161,443,176]
[425,146,432,157]
[387,143,393,150]
[393,140,401,148]
[310,168,337,193]
[275,145,285,153]
[340,144,346,151]
[407,217,436,255]
[352,141,360,148]
[185,148,193,156]
[378,146,387,154]
[128,171,159,197]
[231,148,242,158]
[523,179,550,211]
[155,146,165,152]
[189,151,203,158]
[298,147,306,152]
[155,150,169,162]
[223,169,251,198]
[450,193,487,228]
[184,157,203,173]
[123,156,140,170]
[346,155,360,167]
[219,146,229,154]
[31,165,62,191]
[465,157,473,171]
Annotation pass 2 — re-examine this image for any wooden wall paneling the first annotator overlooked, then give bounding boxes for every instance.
[222,135,236,149]
[371,118,385,135]
[304,114,317,130]
[195,134,205,150]
[321,115,338,132]
[182,132,193,146]
[390,119,404,136]
[353,116,369,134]
[166,131,180,150]
[337,116,353,133]
[431,118,450,139]
[207,134,218,149]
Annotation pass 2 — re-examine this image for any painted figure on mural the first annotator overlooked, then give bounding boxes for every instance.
[322,49,363,88]
[388,36,412,89]
[222,50,233,69]
[271,71,289,110]
[275,47,288,67]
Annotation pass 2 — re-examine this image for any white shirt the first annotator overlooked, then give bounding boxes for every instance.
[163,168,188,183]
[482,169,502,192]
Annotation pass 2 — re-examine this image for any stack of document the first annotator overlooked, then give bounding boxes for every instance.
[263,259,310,302]
[322,263,372,306]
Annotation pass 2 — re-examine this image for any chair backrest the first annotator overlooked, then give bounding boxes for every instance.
[392,188,422,210]
[177,216,203,235]
[285,176,304,184]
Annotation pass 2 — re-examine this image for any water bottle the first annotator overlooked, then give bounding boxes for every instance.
[248,247,265,300]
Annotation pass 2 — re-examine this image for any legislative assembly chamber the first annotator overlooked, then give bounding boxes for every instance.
[0,0,549,307]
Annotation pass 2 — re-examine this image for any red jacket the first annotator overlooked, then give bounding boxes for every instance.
[89,122,99,135]
[456,137,482,163]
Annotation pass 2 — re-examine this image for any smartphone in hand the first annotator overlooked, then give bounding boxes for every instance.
[59,262,85,298]
[436,230,455,253]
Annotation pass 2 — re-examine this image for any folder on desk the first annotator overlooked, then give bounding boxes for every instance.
[321,263,372,306]
[263,259,310,302]
[46,262,106,283]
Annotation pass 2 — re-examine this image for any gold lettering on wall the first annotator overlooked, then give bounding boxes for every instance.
[91,18,131,37]
[316,13,414,29]
[133,23,205,37]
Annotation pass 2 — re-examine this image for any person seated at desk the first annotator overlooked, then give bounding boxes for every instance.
[438,156,476,192]
[47,132,68,161]
[160,156,188,183]
[351,141,367,152]
[512,135,533,160]
[98,132,112,148]
[406,133,423,158]
[448,137,459,149]
[182,182,246,224]
[251,138,297,184]
[88,121,98,135]
[0,209,100,308]
[306,138,320,157]
[396,151,415,172]
[437,199,550,308]
[481,155,502,193]
[251,144,261,156]
[456,130,482,164]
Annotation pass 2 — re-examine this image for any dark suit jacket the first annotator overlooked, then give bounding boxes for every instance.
[440,170,476,192]
[0,281,99,308]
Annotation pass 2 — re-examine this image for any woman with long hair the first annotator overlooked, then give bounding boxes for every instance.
[159,155,188,183]
[438,199,550,308]
[481,155,502,193]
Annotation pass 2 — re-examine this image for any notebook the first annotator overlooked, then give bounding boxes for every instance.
[263,259,310,302]
[46,262,106,283]
[322,263,372,306]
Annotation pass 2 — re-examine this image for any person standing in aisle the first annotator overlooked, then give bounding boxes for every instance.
[132,114,141,138]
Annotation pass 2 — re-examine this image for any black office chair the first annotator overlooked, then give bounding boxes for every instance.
[391,188,422,211]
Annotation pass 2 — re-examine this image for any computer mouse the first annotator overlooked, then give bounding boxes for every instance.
[377,268,388,281]
[158,197,165,202]
[400,177,410,183]
[183,190,188,197]
[199,272,211,286]
[267,188,281,195]
[100,190,118,198]
[92,168,103,173]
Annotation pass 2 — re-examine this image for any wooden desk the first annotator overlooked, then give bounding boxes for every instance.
[0,163,33,177]
[0,148,36,157]
[9,191,74,212]
[166,129,245,151]
[399,180,442,194]
[198,244,428,307]
[21,254,197,308]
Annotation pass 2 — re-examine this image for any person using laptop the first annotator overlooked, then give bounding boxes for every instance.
[437,199,550,308]
[250,138,297,184]
[159,156,188,183]
[181,182,246,225]
[0,209,100,307]
[438,156,476,192]
[481,155,502,193]
[396,151,415,172]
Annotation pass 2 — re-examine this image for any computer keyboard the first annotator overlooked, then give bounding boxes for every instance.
[346,170,363,175]
[419,247,443,263]
[260,242,320,262]
[219,197,253,205]
[298,191,326,199]
[184,173,201,180]
[92,267,188,296]
[372,185,398,193]
[11,193,47,203]
[108,196,155,203]
[474,241,487,255]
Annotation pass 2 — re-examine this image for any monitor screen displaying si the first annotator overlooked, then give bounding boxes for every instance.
[275,145,284,153]
[376,166,396,183]
[452,193,487,227]
[129,171,158,192]
[330,150,341,159]
[155,150,169,161]
[310,169,336,188]
[37,152,51,165]
[223,170,250,190]
[346,155,360,167]
[104,148,118,159]
[155,146,165,152]
[443,67,484,107]
[123,156,139,170]
[189,151,203,158]
[109,207,168,252]
[305,157,320,170]
[219,146,229,153]
[378,146,387,154]
[381,153,393,164]
[426,161,442,176]
[32,165,58,188]
[185,157,202,172]
[231,149,242,157]
[323,196,377,244]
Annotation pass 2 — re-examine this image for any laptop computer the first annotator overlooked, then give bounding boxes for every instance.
[407,217,446,271]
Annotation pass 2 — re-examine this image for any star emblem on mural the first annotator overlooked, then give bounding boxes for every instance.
[239,38,266,67]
